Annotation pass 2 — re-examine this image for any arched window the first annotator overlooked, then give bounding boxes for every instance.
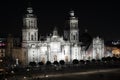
[35,32,36,40]
[28,32,30,40]
[29,20,31,28]
[31,35,34,41]
[76,33,78,40]
[31,20,34,28]
[73,35,75,40]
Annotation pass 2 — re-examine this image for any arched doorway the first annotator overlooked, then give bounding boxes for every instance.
[41,57,45,64]
[65,56,68,62]
[96,53,99,59]
[54,55,57,61]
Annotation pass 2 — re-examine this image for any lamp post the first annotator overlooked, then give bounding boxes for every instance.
[11,70,15,79]
[26,68,30,78]
[23,76,27,80]
[0,59,3,62]
[0,59,4,79]
[16,58,19,65]
[0,59,3,66]
[11,70,14,75]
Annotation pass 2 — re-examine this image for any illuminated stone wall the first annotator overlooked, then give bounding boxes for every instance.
[92,37,104,59]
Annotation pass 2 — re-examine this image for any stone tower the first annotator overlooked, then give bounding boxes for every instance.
[22,6,39,64]
[22,6,38,47]
[69,11,79,43]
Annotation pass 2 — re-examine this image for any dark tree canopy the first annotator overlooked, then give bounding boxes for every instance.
[46,61,51,65]
[53,61,59,65]
[38,62,44,66]
[72,59,79,64]
[59,60,65,65]
[29,62,36,67]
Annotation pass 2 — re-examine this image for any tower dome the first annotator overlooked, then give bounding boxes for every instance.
[27,7,33,13]
[70,10,75,17]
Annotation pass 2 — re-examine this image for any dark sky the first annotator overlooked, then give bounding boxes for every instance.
[0,0,119,41]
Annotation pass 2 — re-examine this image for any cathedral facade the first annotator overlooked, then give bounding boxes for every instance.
[22,7,105,65]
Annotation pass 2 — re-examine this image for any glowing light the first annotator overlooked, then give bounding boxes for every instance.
[0,43,6,46]
[112,48,120,55]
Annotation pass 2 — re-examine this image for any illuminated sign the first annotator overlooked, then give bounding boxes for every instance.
[0,43,6,46]
[0,38,6,47]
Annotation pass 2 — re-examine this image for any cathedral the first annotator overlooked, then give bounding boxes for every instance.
[21,6,105,65]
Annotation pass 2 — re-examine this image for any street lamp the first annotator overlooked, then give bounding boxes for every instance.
[16,58,19,65]
[11,70,14,73]
[27,68,30,72]
[26,68,30,77]
[11,70,14,75]
[0,59,3,66]
[0,59,3,62]
[23,76,27,80]
[11,70,15,79]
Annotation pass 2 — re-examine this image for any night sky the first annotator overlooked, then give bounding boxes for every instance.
[0,1,119,41]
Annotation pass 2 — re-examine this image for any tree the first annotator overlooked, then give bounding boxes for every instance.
[96,59,101,64]
[29,62,36,67]
[53,61,59,65]
[91,59,96,64]
[38,62,44,66]
[46,61,51,65]
[106,56,112,62]
[80,60,85,64]
[86,60,90,64]
[102,57,106,62]
[118,57,120,62]
[72,59,79,64]
[59,60,65,65]
[112,56,117,62]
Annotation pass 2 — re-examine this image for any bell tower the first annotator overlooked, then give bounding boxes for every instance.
[22,6,39,65]
[69,10,79,43]
[22,6,38,44]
